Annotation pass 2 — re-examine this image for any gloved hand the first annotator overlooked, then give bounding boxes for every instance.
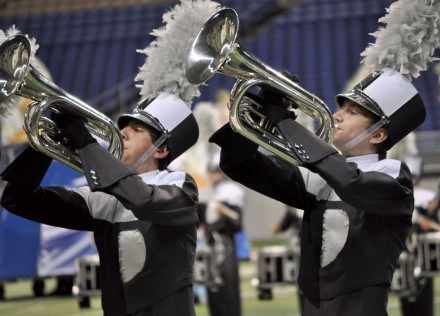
[282,70,301,85]
[260,90,291,124]
[259,70,300,124]
[51,112,97,151]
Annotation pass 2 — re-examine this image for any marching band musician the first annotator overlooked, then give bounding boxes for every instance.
[209,67,426,315]
[271,205,304,311]
[197,151,245,316]
[0,92,200,316]
[0,0,224,314]
[400,156,437,316]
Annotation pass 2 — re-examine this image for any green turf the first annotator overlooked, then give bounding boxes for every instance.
[0,246,439,315]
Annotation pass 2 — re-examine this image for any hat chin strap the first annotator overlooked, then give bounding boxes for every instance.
[130,133,168,172]
[337,118,388,154]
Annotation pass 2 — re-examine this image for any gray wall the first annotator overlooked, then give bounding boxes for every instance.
[241,186,289,241]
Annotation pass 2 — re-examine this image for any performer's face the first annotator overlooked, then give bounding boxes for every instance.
[120,120,158,170]
[332,100,377,156]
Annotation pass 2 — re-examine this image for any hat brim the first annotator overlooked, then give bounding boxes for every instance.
[117,112,164,134]
[335,91,383,118]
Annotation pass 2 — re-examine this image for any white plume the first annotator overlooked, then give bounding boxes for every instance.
[0,25,39,118]
[361,0,440,79]
[135,0,222,106]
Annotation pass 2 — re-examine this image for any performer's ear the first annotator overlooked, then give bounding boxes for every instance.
[370,127,388,145]
[154,145,170,160]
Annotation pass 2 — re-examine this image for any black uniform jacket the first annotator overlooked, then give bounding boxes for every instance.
[209,120,414,306]
[0,144,199,315]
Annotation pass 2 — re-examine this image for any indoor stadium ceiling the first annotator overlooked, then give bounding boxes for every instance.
[0,0,177,16]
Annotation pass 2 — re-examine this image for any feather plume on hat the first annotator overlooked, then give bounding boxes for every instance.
[135,0,222,106]
[0,25,39,118]
[361,0,440,79]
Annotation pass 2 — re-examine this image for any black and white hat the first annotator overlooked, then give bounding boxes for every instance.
[118,92,199,162]
[120,1,221,165]
[335,67,426,150]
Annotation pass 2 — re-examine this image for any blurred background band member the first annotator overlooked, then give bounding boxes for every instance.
[197,151,245,316]
[271,205,304,312]
[400,156,438,316]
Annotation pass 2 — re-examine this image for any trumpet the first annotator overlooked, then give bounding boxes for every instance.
[186,8,334,165]
[0,34,123,174]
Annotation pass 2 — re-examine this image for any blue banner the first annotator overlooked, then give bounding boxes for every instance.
[0,148,97,281]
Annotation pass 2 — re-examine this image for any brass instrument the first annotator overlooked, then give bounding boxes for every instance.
[0,34,123,174]
[186,8,334,165]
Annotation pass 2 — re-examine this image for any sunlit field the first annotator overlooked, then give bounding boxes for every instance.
[1,241,440,316]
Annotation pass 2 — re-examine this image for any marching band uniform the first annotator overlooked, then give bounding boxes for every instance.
[273,206,303,249]
[209,68,426,315]
[0,93,200,316]
[400,157,437,316]
[198,161,244,316]
[271,206,304,310]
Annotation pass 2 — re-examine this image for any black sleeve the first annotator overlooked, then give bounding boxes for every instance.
[0,146,94,231]
[277,118,414,216]
[119,174,199,226]
[197,203,207,225]
[78,143,198,226]
[276,118,338,166]
[1,146,52,189]
[209,124,315,210]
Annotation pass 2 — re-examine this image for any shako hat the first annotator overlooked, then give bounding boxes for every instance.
[123,0,222,164]
[334,0,440,150]
[336,67,426,150]
[118,92,199,162]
